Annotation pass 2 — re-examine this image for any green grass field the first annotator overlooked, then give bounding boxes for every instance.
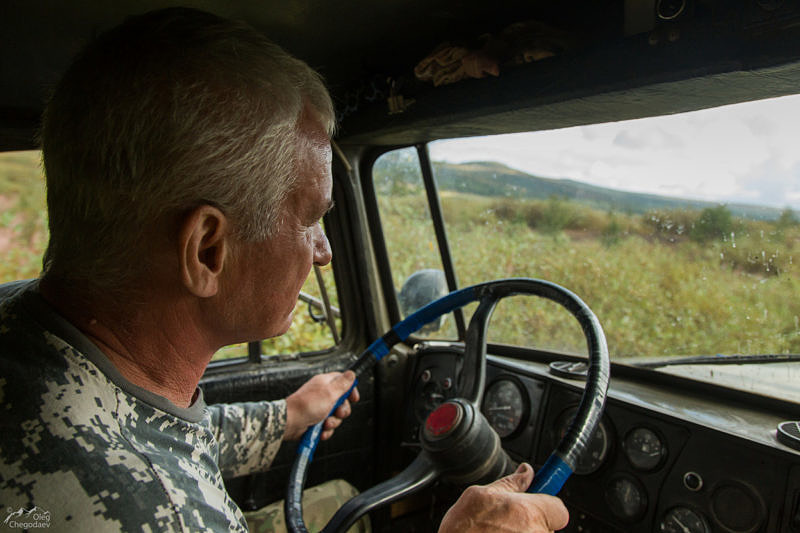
[379,192,800,358]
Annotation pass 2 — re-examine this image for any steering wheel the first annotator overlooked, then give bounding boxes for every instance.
[285,278,610,533]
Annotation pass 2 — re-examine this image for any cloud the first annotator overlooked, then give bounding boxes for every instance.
[612,130,645,149]
[612,125,685,151]
[429,94,800,209]
[735,159,800,208]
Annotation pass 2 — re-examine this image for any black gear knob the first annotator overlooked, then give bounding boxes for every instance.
[421,399,515,485]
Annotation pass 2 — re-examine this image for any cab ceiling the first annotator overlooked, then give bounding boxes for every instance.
[4,1,800,149]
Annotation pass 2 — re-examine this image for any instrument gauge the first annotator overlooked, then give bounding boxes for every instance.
[624,427,667,471]
[659,506,710,533]
[555,408,610,475]
[606,475,647,521]
[482,378,527,438]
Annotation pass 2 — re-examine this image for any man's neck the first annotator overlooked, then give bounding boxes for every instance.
[39,278,216,408]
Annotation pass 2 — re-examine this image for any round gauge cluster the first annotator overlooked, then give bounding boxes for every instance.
[482,378,528,438]
[659,506,709,533]
[623,427,667,471]
[554,408,610,475]
[605,474,647,521]
[711,482,765,533]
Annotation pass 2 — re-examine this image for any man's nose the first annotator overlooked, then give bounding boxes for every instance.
[314,230,332,266]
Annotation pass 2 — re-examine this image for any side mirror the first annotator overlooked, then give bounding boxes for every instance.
[398,269,448,333]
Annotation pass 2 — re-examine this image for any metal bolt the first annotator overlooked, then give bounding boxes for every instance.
[683,471,703,491]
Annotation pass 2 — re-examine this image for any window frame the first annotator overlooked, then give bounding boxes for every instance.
[365,144,467,341]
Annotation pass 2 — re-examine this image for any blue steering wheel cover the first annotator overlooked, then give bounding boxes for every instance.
[528,453,573,496]
[295,286,478,466]
[296,378,359,463]
[390,286,477,342]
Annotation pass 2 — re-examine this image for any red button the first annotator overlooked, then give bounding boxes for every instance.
[425,402,462,438]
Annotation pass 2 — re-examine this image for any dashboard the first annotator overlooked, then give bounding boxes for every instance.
[402,344,800,533]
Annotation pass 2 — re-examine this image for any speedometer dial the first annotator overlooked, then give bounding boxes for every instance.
[659,507,709,533]
[482,378,527,438]
[555,408,610,475]
[624,427,666,471]
[606,475,647,521]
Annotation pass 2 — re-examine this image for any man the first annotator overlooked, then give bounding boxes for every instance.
[0,7,568,532]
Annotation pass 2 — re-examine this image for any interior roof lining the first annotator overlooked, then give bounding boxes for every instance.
[4,59,800,152]
[5,2,800,150]
[338,60,800,146]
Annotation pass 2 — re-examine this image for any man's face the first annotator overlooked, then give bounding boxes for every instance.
[223,113,333,342]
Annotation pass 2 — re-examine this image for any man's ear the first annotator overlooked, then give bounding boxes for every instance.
[178,205,230,298]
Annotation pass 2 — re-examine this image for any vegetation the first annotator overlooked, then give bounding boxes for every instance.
[0,151,47,282]
[374,150,800,358]
[380,191,800,357]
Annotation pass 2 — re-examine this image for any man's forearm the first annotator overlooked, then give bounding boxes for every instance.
[208,400,287,477]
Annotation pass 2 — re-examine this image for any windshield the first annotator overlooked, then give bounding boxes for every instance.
[373,94,800,397]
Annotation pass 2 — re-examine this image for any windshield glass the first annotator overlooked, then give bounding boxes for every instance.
[374,94,800,387]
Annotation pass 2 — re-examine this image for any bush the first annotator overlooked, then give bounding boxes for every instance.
[642,208,696,241]
[441,194,495,228]
[776,208,798,230]
[602,212,623,247]
[491,198,526,225]
[523,195,583,234]
[691,205,733,242]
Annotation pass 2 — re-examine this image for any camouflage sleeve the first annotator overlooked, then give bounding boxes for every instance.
[207,400,287,478]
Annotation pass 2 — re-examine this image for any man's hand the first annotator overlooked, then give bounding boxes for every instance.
[438,463,569,533]
[284,371,360,441]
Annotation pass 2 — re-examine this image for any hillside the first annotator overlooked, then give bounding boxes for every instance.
[431,160,785,221]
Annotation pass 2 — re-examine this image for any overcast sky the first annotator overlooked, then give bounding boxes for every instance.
[429,94,800,210]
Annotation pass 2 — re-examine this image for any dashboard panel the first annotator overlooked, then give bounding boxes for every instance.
[403,345,800,533]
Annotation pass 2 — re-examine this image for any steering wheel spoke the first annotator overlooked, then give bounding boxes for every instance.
[316,452,441,533]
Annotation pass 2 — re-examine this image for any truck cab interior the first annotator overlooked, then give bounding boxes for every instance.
[3,1,800,532]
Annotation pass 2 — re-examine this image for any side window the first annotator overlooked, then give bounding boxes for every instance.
[0,150,340,362]
[0,151,47,283]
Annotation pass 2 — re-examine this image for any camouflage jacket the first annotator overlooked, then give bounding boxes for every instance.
[0,281,287,532]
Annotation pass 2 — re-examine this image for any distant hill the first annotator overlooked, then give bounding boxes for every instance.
[432,160,785,221]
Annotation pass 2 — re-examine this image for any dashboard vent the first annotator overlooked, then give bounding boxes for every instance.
[777,421,800,451]
[548,361,588,380]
